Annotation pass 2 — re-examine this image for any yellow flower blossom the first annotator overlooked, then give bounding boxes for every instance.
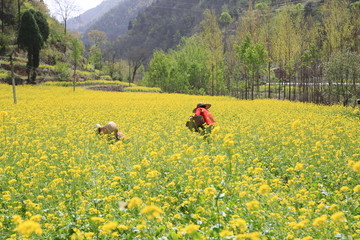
[100,221,117,234]
[90,217,106,223]
[312,215,328,228]
[12,215,22,225]
[331,212,346,224]
[127,197,142,209]
[181,224,200,234]
[229,218,248,233]
[353,161,360,173]
[30,215,42,222]
[140,205,163,219]
[246,200,260,210]
[15,220,42,237]
[220,229,234,237]
[257,184,271,195]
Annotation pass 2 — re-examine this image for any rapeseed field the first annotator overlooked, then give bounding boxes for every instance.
[0,84,359,239]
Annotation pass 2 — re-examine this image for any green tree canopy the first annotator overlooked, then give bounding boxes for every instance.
[17,9,49,83]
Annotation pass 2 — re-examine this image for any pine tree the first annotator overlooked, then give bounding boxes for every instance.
[17,10,42,84]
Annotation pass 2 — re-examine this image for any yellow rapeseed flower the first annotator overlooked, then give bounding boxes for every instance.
[181,224,200,234]
[127,197,142,209]
[203,187,217,197]
[353,161,360,173]
[100,221,117,234]
[30,215,42,222]
[312,215,328,228]
[140,205,163,219]
[235,232,261,240]
[230,218,248,233]
[90,217,106,223]
[220,229,234,237]
[15,220,42,237]
[331,212,346,224]
[257,184,271,195]
[12,215,22,225]
[246,200,260,210]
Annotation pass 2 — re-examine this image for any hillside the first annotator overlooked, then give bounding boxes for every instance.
[112,0,318,60]
[67,0,125,33]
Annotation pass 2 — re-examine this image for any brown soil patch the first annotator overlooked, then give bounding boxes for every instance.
[86,85,126,92]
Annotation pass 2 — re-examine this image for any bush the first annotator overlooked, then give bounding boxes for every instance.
[54,62,71,81]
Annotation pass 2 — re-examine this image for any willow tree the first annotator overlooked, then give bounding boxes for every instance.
[17,10,49,84]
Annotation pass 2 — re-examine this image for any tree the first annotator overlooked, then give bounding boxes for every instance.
[321,0,354,59]
[88,44,102,70]
[127,48,148,85]
[88,30,107,46]
[144,37,210,94]
[88,30,107,70]
[144,50,174,92]
[219,10,232,54]
[324,51,360,106]
[270,4,302,100]
[200,9,225,95]
[172,37,210,94]
[70,37,84,91]
[236,36,268,100]
[17,10,49,84]
[54,0,79,35]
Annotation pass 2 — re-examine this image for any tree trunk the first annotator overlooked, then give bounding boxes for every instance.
[18,0,21,28]
[73,66,77,92]
[211,64,215,96]
[268,62,271,98]
[1,0,4,33]
[10,53,17,104]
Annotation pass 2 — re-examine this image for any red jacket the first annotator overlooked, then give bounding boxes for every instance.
[195,107,215,125]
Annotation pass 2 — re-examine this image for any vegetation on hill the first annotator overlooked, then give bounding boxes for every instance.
[0,0,135,86]
[136,0,359,105]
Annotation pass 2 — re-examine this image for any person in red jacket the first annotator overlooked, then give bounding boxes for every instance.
[193,102,215,135]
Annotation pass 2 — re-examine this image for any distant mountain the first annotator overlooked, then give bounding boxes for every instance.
[67,0,125,33]
[113,0,240,60]
[67,0,155,42]
[84,0,155,41]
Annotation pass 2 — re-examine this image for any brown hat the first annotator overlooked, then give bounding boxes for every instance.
[193,102,211,113]
[197,102,211,109]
